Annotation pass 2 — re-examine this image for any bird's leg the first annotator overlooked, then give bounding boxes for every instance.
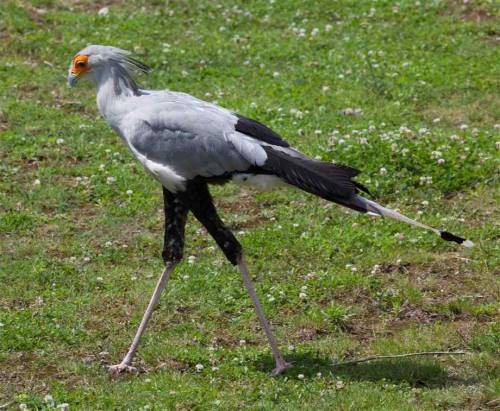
[108,262,177,374]
[109,188,188,375]
[237,255,292,375]
[161,187,189,264]
[183,179,291,374]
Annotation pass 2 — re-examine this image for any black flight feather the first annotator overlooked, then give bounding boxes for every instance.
[234,114,290,147]
[260,146,368,211]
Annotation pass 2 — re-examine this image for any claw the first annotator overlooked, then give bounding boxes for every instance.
[107,363,138,375]
[271,360,293,376]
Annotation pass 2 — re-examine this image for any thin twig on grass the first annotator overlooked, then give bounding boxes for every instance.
[333,351,468,367]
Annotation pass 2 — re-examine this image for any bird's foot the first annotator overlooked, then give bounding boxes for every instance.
[107,362,138,375]
[271,360,293,376]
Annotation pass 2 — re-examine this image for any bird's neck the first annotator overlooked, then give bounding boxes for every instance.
[94,65,141,121]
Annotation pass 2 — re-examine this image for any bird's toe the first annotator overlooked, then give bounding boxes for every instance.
[271,361,293,376]
[107,363,138,375]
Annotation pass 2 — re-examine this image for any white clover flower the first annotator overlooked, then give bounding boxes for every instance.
[379,167,387,176]
[33,179,41,186]
[272,71,280,78]
[211,366,219,371]
[299,292,307,300]
[317,372,322,377]
[83,256,91,263]
[422,200,429,206]
[325,24,333,32]
[311,28,319,36]
[288,344,295,351]
[419,176,433,185]
[56,138,65,145]
[430,150,442,159]
[437,158,445,165]
[322,85,330,92]
[336,380,345,389]
[459,124,468,130]
[106,176,116,184]
[432,118,441,123]
[187,255,196,265]
[298,373,305,380]
[294,110,304,119]
[104,241,112,248]
[126,189,133,195]
[359,137,368,145]
[195,363,204,372]
[394,232,405,241]
[98,7,109,17]
[314,129,322,135]
[239,339,246,345]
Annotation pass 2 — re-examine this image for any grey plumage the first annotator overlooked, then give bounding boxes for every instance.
[67,45,473,247]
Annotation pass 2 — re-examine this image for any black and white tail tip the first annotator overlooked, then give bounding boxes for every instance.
[354,196,474,248]
[440,231,474,247]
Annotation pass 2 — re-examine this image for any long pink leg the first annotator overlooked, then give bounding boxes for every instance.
[108,262,177,373]
[237,255,292,375]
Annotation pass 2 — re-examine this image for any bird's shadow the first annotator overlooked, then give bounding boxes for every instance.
[252,352,473,388]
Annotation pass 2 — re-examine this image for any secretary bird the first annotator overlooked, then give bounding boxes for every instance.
[67,45,473,375]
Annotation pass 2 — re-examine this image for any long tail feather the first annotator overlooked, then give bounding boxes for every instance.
[351,196,474,248]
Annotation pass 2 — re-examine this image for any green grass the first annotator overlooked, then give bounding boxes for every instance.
[1,0,499,409]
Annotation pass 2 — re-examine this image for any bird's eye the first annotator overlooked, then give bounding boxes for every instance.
[76,61,87,68]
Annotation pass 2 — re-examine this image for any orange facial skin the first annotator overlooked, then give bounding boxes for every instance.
[71,55,91,76]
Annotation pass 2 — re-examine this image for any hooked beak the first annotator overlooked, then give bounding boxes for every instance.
[67,72,79,87]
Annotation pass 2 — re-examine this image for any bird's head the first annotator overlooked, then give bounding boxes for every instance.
[68,45,151,87]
